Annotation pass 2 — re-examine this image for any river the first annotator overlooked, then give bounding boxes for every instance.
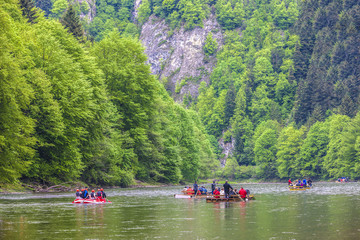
[1,182,360,240]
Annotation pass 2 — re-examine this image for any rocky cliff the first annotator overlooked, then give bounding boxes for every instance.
[138,9,236,165]
[140,14,224,102]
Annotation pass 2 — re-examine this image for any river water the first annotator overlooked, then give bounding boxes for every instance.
[1,182,360,240]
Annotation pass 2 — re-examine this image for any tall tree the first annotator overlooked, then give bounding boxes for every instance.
[60,4,83,40]
[276,125,306,178]
[0,1,36,183]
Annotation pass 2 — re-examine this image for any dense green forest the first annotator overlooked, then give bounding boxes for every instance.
[195,0,360,180]
[1,0,360,187]
[0,0,217,186]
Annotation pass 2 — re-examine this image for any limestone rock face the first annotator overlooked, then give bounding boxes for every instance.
[218,136,235,167]
[139,13,235,165]
[140,14,224,102]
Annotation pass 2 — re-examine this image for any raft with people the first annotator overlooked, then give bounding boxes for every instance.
[175,181,253,202]
[288,178,312,191]
[72,187,111,204]
[335,177,349,183]
[174,184,214,198]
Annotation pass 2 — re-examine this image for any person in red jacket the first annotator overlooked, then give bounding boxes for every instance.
[239,187,247,199]
[288,179,292,185]
[213,187,220,198]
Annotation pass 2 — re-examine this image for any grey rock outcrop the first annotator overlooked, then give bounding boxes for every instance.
[139,13,236,167]
[218,135,235,167]
[140,14,224,102]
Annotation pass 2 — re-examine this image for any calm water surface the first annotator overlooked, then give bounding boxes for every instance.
[1,182,360,240]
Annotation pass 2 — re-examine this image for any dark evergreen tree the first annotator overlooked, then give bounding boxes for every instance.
[60,5,84,40]
[19,0,38,23]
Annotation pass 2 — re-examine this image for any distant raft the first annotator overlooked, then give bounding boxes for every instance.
[288,185,312,191]
[206,195,255,203]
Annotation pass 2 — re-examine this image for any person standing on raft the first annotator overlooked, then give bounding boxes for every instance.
[223,180,233,198]
[211,181,216,194]
[193,181,199,196]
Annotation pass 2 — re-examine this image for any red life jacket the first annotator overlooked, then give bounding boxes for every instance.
[239,188,247,198]
[187,188,194,195]
[213,190,220,198]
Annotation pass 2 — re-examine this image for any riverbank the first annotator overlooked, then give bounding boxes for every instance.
[0,180,176,194]
[1,178,352,194]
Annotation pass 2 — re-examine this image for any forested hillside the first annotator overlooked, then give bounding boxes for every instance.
[2,0,360,187]
[0,0,217,186]
[134,0,360,180]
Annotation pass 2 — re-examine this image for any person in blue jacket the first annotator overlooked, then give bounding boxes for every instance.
[193,181,198,196]
[201,186,207,195]
[82,187,89,199]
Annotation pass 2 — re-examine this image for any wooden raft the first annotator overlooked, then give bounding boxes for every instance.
[206,195,255,203]
[288,186,311,191]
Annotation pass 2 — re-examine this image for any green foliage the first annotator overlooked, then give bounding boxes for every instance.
[85,0,139,41]
[137,0,151,24]
[6,0,360,183]
[80,1,90,14]
[276,125,306,178]
[293,0,360,125]
[223,130,232,144]
[175,78,187,93]
[221,157,240,179]
[332,113,360,179]
[323,115,351,178]
[92,31,216,183]
[203,32,218,56]
[51,0,67,19]
[272,0,299,30]
[253,120,280,179]
[0,1,217,186]
[0,1,36,182]
[215,0,244,30]
[153,0,209,30]
[297,121,329,178]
